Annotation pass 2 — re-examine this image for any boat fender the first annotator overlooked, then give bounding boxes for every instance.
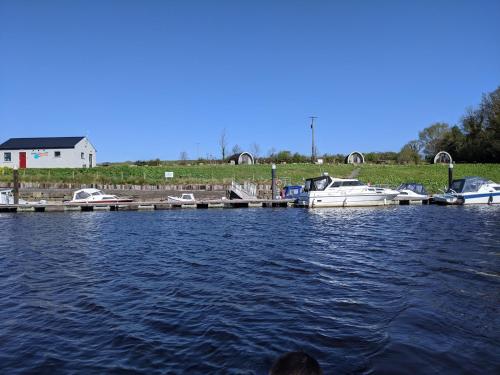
[488,195,493,205]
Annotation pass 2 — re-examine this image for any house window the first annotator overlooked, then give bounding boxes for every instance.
[4,152,11,162]
[81,152,85,159]
[54,151,61,158]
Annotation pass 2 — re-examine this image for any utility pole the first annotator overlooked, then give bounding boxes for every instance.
[310,116,317,163]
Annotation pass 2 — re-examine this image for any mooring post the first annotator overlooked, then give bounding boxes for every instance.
[13,167,19,205]
[448,162,453,189]
[271,163,276,200]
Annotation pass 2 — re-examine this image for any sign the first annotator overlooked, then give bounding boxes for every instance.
[164,171,174,178]
[31,151,49,159]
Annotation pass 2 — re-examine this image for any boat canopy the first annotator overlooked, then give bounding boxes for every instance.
[74,189,104,200]
[449,177,491,193]
[303,176,332,192]
[283,185,302,198]
[397,183,428,195]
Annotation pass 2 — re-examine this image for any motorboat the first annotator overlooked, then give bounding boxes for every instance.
[281,185,302,200]
[69,188,133,203]
[0,189,28,205]
[395,183,429,202]
[296,174,400,207]
[432,176,500,205]
[167,193,196,203]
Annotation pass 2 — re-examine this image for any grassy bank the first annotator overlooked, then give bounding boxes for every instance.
[1,163,499,193]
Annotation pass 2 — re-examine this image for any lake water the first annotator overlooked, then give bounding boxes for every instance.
[0,206,499,374]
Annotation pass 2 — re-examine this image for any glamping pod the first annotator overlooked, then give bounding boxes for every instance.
[433,151,453,164]
[345,151,365,164]
[227,152,255,165]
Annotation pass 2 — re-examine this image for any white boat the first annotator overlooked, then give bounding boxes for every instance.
[432,176,500,205]
[296,175,400,207]
[167,193,196,203]
[0,189,28,205]
[395,183,429,201]
[69,188,133,203]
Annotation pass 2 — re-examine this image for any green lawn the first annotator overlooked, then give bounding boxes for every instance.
[1,163,499,193]
[357,164,500,193]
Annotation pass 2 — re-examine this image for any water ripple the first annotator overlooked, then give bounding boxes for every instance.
[0,206,499,374]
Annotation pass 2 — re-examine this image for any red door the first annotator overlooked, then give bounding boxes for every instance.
[19,152,27,169]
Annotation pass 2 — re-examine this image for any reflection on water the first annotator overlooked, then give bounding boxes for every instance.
[0,206,499,374]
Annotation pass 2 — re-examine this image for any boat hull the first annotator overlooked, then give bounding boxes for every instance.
[69,199,134,204]
[433,192,500,205]
[460,192,500,205]
[297,193,398,208]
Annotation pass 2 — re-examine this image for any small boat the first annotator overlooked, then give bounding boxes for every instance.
[69,188,133,203]
[296,174,400,207]
[432,176,500,205]
[281,185,302,200]
[395,183,429,201]
[167,193,195,203]
[0,189,28,205]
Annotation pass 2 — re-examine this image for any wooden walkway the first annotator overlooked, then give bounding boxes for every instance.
[0,199,295,213]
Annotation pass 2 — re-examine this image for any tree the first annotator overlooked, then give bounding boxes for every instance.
[268,147,276,158]
[418,123,450,160]
[179,151,189,164]
[231,144,242,155]
[276,150,292,163]
[250,142,261,160]
[397,142,421,164]
[219,129,228,160]
[407,86,500,163]
[435,126,464,161]
[459,87,500,162]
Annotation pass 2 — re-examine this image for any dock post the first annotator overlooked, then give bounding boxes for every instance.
[448,163,453,189]
[13,167,19,205]
[271,163,276,200]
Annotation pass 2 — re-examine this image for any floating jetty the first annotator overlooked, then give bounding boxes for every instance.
[0,199,295,213]
[0,196,432,213]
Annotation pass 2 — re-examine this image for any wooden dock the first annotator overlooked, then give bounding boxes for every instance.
[0,199,295,213]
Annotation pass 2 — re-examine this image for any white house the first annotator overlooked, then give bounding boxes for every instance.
[0,137,97,169]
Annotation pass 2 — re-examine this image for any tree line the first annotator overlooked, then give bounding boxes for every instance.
[113,86,499,166]
[399,86,499,163]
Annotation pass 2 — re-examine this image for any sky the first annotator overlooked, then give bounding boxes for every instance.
[1,0,499,162]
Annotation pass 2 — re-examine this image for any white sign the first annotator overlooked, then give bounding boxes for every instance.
[164,171,174,178]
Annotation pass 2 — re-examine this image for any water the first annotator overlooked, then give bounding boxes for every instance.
[0,206,499,374]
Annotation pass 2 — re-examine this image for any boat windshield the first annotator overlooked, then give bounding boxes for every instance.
[448,177,488,193]
[397,183,428,195]
[92,191,103,196]
[75,191,91,200]
[331,180,365,187]
[303,176,331,192]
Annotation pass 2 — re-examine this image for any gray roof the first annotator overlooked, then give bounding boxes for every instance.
[0,137,85,150]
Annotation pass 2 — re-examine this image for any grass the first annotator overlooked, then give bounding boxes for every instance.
[357,164,500,193]
[1,163,499,193]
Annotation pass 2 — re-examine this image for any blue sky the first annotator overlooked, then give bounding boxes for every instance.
[1,0,499,162]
